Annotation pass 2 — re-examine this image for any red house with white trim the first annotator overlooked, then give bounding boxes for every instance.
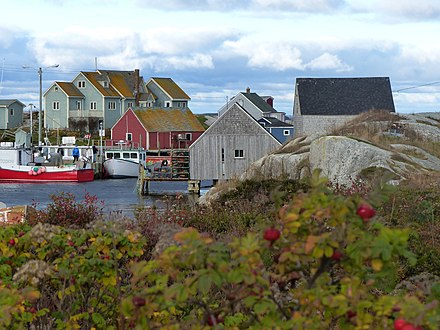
[110,108,205,150]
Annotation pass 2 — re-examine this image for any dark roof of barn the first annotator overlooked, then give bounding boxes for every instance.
[295,77,395,116]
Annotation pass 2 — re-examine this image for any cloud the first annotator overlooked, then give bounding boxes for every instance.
[136,0,345,12]
[376,0,440,19]
[305,52,353,72]
[351,0,440,20]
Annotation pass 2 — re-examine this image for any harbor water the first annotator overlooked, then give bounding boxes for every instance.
[0,178,208,217]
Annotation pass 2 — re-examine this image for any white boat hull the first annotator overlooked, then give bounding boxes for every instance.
[103,158,140,178]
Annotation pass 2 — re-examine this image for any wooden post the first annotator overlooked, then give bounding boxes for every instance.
[188,180,200,195]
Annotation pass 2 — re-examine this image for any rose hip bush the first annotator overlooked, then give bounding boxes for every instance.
[0,221,146,329]
[28,192,104,228]
[122,173,439,329]
[1,173,439,329]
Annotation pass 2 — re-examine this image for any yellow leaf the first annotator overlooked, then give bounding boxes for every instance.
[371,259,383,272]
[324,246,333,258]
[313,247,324,258]
[88,237,96,242]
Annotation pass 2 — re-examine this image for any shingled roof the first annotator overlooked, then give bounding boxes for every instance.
[56,82,84,97]
[242,92,276,113]
[150,78,190,100]
[295,77,395,116]
[134,108,204,132]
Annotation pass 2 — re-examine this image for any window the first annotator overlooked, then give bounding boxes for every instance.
[10,108,14,116]
[221,148,224,162]
[113,152,121,159]
[123,152,130,158]
[76,101,82,110]
[182,102,186,108]
[103,81,109,88]
[185,133,192,141]
[90,102,97,110]
[126,133,132,141]
[234,149,244,158]
[130,153,138,159]
[165,101,171,107]
[127,102,133,108]
[283,130,290,136]
[55,87,58,91]
[108,101,116,110]
[77,81,86,88]
[53,101,60,110]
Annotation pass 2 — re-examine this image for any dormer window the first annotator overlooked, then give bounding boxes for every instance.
[101,81,109,88]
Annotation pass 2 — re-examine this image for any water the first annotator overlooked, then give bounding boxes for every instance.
[0,178,205,217]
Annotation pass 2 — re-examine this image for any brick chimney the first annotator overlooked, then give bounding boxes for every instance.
[246,87,250,93]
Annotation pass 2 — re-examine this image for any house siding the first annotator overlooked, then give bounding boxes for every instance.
[45,85,69,128]
[111,109,147,149]
[190,104,281,181]
[0,101,24,129]
[146,81,169,108]
[294,115,355,137]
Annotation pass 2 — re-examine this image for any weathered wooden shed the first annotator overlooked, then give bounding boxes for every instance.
[189,103,281,181]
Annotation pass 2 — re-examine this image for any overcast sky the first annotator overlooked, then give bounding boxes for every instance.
[0,0,439,115]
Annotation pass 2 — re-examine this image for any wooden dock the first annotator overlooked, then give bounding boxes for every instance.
[136,149,200,195]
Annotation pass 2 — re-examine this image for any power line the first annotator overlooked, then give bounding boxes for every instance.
[393,81,440,93]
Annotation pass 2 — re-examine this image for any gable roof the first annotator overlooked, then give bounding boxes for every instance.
[98,70,142,98]
[241,92,277,113]
[56,82,84,97]
[148,77,190,100]
[258,117,293,127]
[193,103,281,146]
[134,108,204,132]
[295,77,396,116]
[0,99,26,107]
[81,72,121,97]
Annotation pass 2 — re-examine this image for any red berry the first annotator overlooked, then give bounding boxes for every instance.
[263,228,280,242]
[331,250,343,261]
[68,241,74,246]
[206,314,217,326]
[29,307,37,314]
[18,231,25,237]
[394,319,408,330]
[8,239,15,246]
[356,204,376,221]
[132,296,146,307]
[401,324,416,330]
[346,310,356,319]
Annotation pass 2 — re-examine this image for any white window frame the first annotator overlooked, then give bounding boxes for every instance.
[53,101,60,110]
[78,81,86,88]
[165,101,171,107]
[283,129,290,136]
[90,102,97,110]
[76,101,82,110]
[108,101,116,110]
[126,133,132,141]
[234,149,244,158]
[185,133,192,141]
[127,102,133,109]
[10,108,14,116]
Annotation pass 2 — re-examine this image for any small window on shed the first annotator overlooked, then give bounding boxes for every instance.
[283,130,290,136]
[234,149,244,158]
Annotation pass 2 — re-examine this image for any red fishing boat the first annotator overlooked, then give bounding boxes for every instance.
[0,143,94,183]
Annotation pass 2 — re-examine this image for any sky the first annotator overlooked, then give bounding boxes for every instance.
[0,0,440,116]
